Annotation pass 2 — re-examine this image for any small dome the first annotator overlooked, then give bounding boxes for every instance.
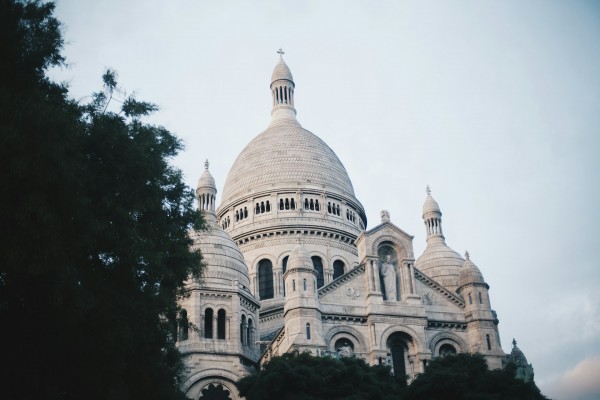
[415,242,464,291]
[423,186,441,215]
[271,59,293,83]
[287,238,312,270]
[197,160,216,193]
[508,340,529,366]
[190,219,250,289]
[458,252,485,287]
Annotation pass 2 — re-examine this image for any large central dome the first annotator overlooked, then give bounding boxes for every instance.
[221,118,355,206]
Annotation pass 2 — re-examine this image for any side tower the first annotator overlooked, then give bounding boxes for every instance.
[456,251,505,369]
[177,161,261,400]
[216,53,367,340]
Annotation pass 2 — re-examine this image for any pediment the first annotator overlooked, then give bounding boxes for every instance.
[318,264,366,302]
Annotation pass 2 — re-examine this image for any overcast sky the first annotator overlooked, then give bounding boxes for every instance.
[49,1,600,398]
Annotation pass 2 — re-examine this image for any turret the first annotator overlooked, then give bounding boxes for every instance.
[457,251,504,368]
[282,235,325,353]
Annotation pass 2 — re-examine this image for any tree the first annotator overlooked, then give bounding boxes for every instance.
[236,352,405,400]
[0,1,203,399]
[403,353,549,400]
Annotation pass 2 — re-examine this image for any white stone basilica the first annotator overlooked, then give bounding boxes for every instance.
[177,55,507,400]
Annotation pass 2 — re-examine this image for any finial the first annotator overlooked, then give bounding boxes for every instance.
[204,159,209,170]
[426,185,431,196]
[465,250,470,260]
[513,338,517,347]
[277,48,285,59]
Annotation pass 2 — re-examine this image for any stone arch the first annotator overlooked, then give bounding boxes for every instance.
[324,325,368,353]
[250,254,276,273]
[182,370,240,398]
[372,235,409,260]
[428,331,468,356]
[379,325,424,354]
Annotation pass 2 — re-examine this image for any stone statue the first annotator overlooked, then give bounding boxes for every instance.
[381,255,397,301]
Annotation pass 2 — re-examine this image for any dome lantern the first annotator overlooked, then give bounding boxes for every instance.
[197,159,217,217]
[270,49,297,121]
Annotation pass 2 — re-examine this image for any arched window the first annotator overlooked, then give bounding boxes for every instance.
[303,278,307,291]
[468,293,473,304]
[217,309,226,339]
[479,292,483,304]
[255,203,260,214]
[328,202,332,213]
[282,256,288,297]
[310,199,314,210]
[312,256,324,288]
[240,315,246,345]
[336,205,340,215]
[285,198,290,210]
[333,260,345,280]
[261,202,265,213]
[280,199,284,210]
[306,323,311,340]
[266,200,271,212]
[290,198,295,209]
[304,198,309,209]
[243,207,248,218]
[486,334,492,350]
[204,308,213,339]
[292,279,296,291]
[235,211,239,221]
[179,309,189,341]
[258,259,274,300]
[247,318,253,345]
[315,199,320,211]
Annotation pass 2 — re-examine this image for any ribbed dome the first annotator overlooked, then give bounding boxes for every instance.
[190,219,250,288]
[458,252,485,287]
[220,118,356,206]
[416,242,464,291]
[271,59,293,83]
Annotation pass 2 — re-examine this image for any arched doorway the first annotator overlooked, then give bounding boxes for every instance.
[386,332,413,382]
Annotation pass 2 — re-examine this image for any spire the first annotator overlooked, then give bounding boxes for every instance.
[270,49,297,121]
[197,159,217,217]
[422,186,444,243]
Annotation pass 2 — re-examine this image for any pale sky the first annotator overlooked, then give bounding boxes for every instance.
[49,1,600,398]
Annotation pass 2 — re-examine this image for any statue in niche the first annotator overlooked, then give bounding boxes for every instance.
[380,255,397,301]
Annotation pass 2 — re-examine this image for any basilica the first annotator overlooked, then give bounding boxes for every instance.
[176,55,507,400]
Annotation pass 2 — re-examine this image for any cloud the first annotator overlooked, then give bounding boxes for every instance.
[541,357,600,400]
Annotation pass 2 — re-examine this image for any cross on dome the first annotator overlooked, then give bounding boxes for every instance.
[204,159,209,170]
[277,48,285,59]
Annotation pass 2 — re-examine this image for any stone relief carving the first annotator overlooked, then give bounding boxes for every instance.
[346,287,360,298]
[422,292,435,305]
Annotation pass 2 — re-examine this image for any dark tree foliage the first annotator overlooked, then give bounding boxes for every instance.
[0,1,203,399]
[404,353,549,400]
[236,352,405,400]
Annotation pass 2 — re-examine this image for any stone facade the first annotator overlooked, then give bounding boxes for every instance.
[178,55,507,399]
